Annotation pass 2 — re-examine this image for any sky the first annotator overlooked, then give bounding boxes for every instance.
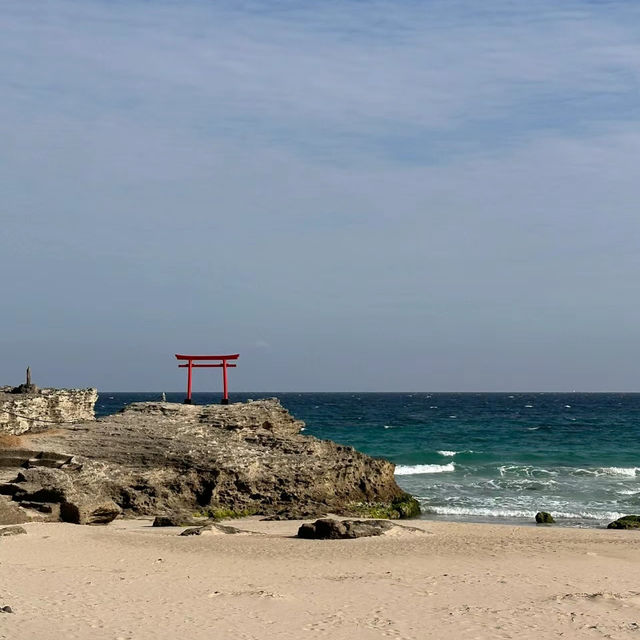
[1,0,640,392]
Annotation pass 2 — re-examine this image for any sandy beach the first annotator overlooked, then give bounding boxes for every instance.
[1,518,639,639]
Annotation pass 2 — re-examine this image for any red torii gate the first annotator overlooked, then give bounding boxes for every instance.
[175,354,239,405]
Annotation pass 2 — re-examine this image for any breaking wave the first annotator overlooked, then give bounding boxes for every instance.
[573,467,639,478]
[422,506,625,521]
[395,462,455,475]
[437,449,473,457]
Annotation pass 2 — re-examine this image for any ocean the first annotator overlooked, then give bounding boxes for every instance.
[96,392,640,528]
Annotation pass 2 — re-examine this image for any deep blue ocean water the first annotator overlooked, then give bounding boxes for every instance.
[97,392,640,527]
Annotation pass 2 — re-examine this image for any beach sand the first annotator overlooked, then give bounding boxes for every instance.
[1,518,639,639]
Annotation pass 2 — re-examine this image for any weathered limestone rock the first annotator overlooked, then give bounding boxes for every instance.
[0,388,98,435]
[0,499,29,525]
[0,525,27,536]
[0,398,419,524]
[535,511,555,524]
[298,518,395,539]
[59,500,121,525]
[607,515,640,530]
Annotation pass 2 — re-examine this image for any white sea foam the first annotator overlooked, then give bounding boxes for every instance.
[437,450,473,457]
[600,467,639,477]
[617,488,640,495]
[423,506,624,520]
[498,465,556,477]
[574,467,639,478]
[394,462,455,475]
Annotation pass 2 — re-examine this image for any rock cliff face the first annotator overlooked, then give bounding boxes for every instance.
[0,388,98,435]
[0,399,418,524]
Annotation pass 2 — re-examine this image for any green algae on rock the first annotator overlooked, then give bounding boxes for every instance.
[351,494,421,520]
[607,515,640,529]
[535,511,555,524]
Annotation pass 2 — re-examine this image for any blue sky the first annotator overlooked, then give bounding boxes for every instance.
[2,0,639,391]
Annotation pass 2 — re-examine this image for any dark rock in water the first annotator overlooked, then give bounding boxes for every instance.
[535,511,555,524]
[0,525,27,536]
[607,515,640,530]
[60,500,120,525]
[298,518,395,539]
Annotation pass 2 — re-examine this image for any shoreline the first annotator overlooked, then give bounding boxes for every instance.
[409,513,619,529]
[2,517,640,639]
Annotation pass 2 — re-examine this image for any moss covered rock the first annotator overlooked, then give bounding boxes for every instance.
[607,515,640,530]
[535,511,555,524]
[351,493,421,519]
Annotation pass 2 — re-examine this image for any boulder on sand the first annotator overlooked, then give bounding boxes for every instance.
[297,518,396,539]
[59,500,121,525]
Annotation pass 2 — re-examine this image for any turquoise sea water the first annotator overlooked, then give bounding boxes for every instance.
[97,392,640,527]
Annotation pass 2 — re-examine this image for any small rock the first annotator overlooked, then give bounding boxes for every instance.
[180,526,210,536]
[0,525,27,536]
[535,511,555,524]
[297,518,395,539]
[607,515,640,530]
[1,605,13,613]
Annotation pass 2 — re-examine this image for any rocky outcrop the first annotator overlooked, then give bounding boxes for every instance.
[0,399,418,524]
[0,388,98,435]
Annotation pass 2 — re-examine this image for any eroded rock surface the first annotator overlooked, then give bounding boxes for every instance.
[0,399,417,524]
[297,518,396,539]
[0,388,97,435]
